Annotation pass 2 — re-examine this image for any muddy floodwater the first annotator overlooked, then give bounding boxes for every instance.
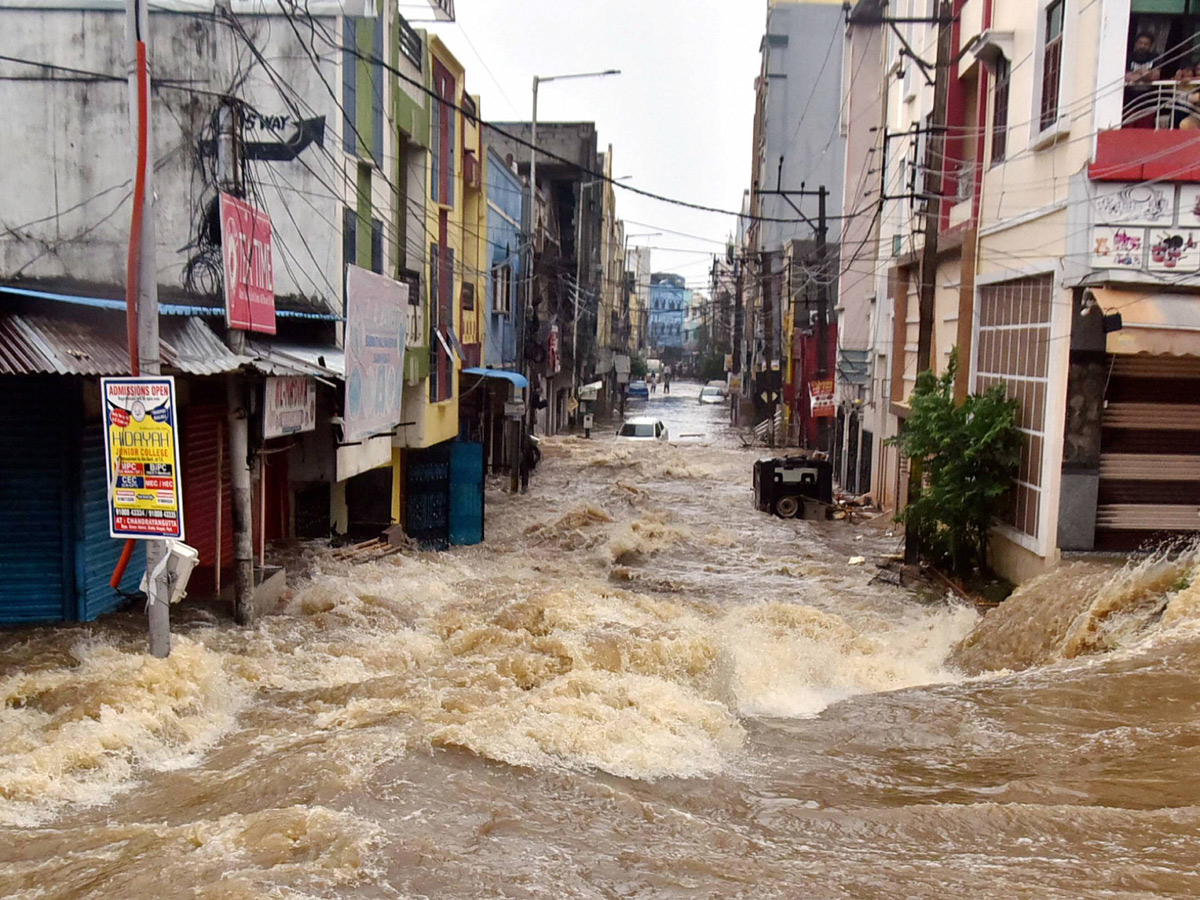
[3,381,1200,899]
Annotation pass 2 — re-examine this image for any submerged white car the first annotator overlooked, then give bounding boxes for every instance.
[616,417,669,442]
[698,385,726,404]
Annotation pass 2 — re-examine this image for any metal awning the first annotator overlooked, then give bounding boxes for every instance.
[1094,288,1200,356]
[461,366,529,389]
[161,317,250,375]
[245,338,344,380]
[0,312,246,376]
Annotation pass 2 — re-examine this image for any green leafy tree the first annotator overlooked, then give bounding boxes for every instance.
[630,354,648,379]
[888,350,1023,576]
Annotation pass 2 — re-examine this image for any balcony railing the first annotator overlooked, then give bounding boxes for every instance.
[1122,81,1200,131]
[398,16,422,69]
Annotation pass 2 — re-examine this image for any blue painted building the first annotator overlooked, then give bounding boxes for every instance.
[648,273,690,350]
[485,148,523,369]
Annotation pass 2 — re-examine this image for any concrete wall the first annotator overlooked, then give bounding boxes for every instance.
[837,19,885,361]
[0,10,349,313]
[756,0,848,252]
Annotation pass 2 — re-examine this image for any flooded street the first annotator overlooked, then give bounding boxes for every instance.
[3,381,1200,900]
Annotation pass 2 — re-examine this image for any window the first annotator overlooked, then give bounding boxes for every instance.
[370,218,383,274]
[1040,0,1065,130]
[461,281,475,311]
[430,59,456,207]
[492,263,512,315]
[992,55,1011,164]
[975,275,1053,541]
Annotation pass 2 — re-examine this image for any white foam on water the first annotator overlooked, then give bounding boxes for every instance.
[719,601,979,719]
[0,636,244,827]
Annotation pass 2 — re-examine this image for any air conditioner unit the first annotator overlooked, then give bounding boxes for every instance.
[139,541,200,606]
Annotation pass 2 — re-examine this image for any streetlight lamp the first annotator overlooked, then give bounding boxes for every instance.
[527,68,619,433]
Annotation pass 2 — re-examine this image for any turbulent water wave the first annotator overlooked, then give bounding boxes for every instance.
[953,542,1200,675]
[5,414,1200,898]
[0,637,244,827]
[720,601,977,718]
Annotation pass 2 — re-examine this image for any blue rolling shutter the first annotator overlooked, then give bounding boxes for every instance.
[405,441,450,549]
[0,378,73,623]
[76,422,142,621]
[449,440,484,546]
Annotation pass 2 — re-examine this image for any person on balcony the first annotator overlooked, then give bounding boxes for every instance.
[1127,32,1162,85]
[1172,64,1200,130]
[1125,32,1164,127]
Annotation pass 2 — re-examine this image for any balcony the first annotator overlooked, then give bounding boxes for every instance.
[418,0,454,21]
[463,150,482,190]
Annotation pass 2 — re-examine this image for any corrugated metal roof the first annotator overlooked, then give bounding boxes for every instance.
[8,313,132,375]
[0,316,53,375]
[0,313,249,376]
[246,339,344,379]
[161,317,247,375]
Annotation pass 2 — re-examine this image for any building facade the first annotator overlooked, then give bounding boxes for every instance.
[847,0,1200,582]
[648,273,690,352]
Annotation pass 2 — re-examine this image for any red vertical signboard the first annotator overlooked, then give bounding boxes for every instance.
[220,192,276,334]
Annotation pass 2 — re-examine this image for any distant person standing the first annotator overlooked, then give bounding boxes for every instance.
[649,372,657,395]
[662,370,671,394]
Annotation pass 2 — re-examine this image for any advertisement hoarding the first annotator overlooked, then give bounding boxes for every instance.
[344,265,408,443]
[101,376,185,540]
[220,192,277,334]
[263,376,318,439]
[809,379,835,418]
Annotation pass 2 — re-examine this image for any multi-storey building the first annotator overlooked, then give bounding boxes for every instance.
[853,0,1200,582]
[746,0,847,439]
[648,273,689,353]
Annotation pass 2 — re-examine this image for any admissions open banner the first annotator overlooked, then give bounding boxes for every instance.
[101,377,185,540]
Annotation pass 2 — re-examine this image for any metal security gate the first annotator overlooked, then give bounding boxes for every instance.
[449,441,484,546]
[0,377,74,624]
[405,442,451,549]
[181,404,233,597]
[77,422,143,620]
[1096,355,1200,551]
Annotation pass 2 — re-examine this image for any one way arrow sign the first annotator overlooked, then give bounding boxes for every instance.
[200,116,326,163]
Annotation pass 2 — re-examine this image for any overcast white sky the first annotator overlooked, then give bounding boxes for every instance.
[420,0,764,289]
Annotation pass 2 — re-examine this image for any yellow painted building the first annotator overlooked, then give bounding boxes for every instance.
[391,35,487,523]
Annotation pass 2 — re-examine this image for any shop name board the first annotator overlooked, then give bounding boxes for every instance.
[101,376,185,540]
[263,376,317,439]
[220,192,277,334]
[809,379,835,418]
[547,325,561,376]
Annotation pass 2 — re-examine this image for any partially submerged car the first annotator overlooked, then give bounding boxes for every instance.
[616,417,669,442]
[627,380,649,400]
[698,384,726,404]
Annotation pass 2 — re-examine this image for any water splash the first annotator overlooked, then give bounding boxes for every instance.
[953,542,1200,674]
[0,637,243,826]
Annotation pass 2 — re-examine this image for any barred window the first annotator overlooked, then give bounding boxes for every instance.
[976,275,1054,539]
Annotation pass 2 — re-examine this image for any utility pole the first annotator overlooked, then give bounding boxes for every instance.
[124,0,170,658]
[815,185,829,452]
[906,0,953,564]
[217,101,255,624]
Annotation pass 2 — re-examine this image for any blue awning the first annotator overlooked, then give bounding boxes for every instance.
[1,285,343,321]
[462,366,528,389]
